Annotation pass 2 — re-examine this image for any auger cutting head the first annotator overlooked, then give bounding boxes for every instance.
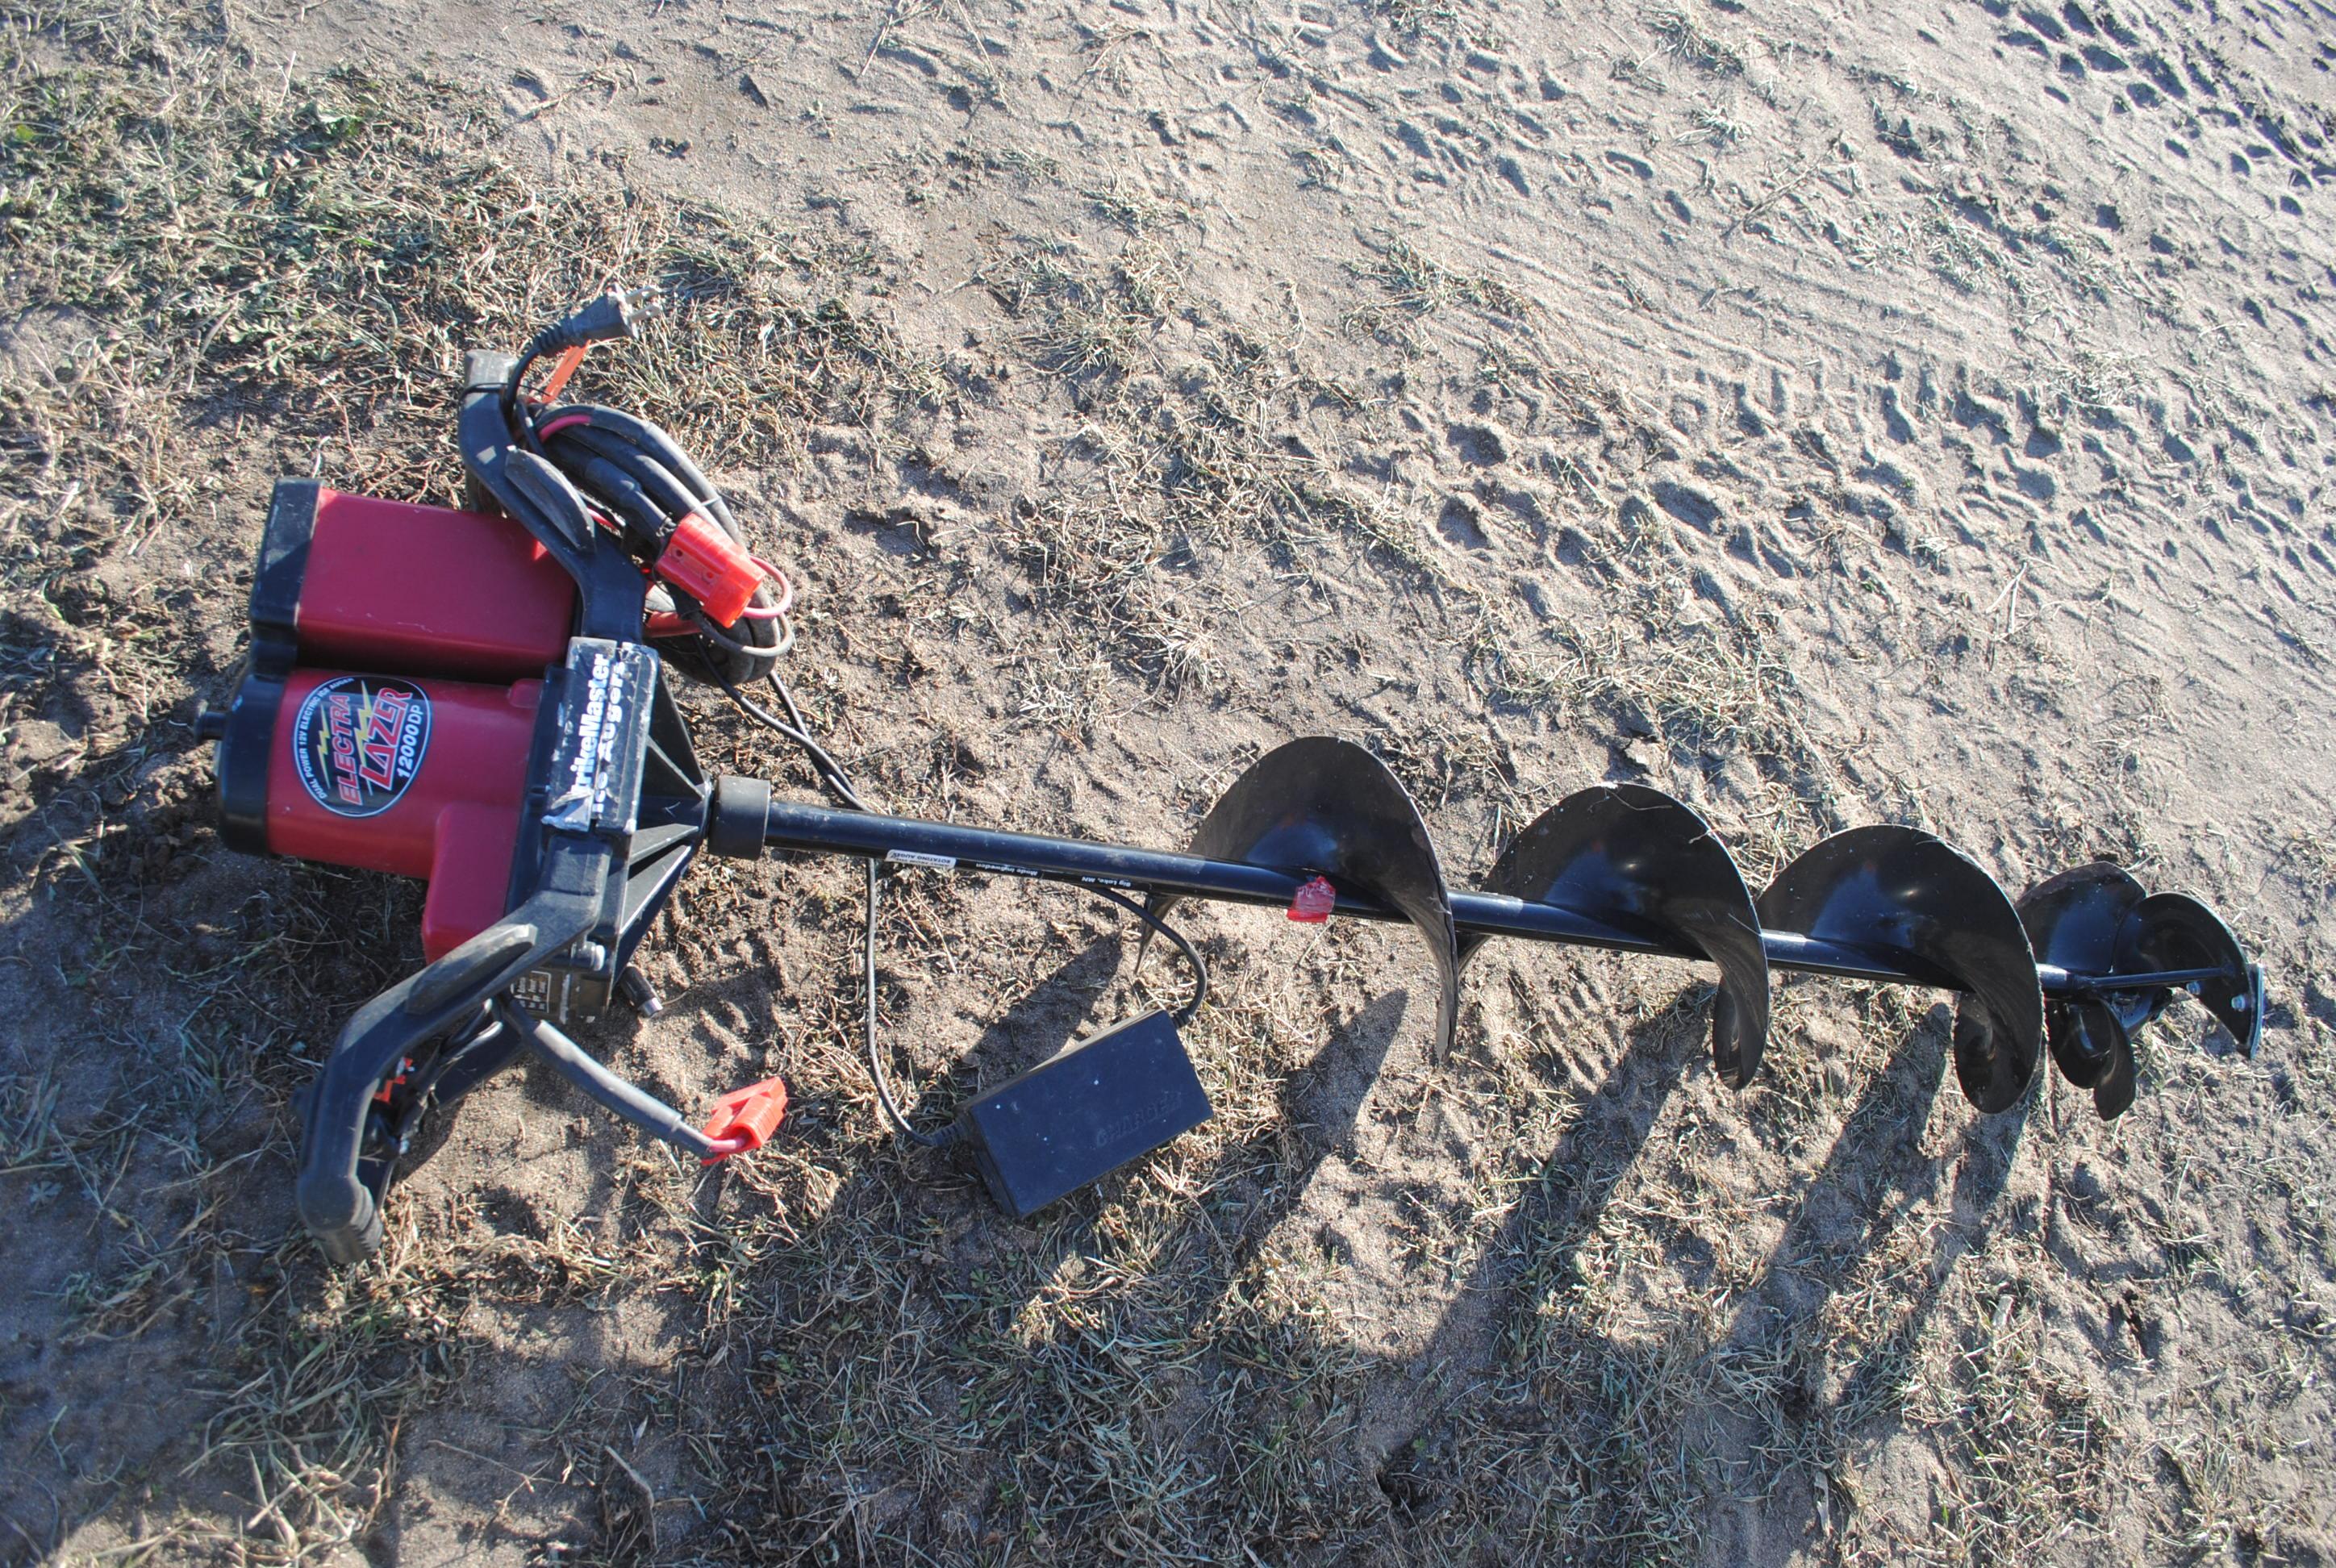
[2016,864,2262,1119]
[198,289,2271,1262]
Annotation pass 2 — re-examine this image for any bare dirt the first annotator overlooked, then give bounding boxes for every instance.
[2,0,2334,1562]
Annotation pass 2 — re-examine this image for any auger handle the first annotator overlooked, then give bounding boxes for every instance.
[296,836,611,1264]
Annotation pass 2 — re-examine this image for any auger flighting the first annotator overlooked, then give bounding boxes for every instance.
[745,736,2263,1123]
[200,289,2267,1260]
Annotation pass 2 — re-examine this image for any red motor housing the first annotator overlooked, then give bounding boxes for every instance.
[262,668,544,957]
[211,481,579,957]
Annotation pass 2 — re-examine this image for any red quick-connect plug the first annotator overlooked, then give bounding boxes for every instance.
[655,511,765,628]
[1287,875,1337,923]
[700,1075,789,1166]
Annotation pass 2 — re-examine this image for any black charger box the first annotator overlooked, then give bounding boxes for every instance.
[955,1010,1212,1217]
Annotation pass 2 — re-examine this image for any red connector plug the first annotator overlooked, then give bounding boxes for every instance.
[655,511,765,628]
[699,1075,789,1166]
[1287,875,1337,923]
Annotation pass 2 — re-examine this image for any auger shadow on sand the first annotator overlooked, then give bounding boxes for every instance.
[1330,981,2030,1562]
[807,923,2046,1563]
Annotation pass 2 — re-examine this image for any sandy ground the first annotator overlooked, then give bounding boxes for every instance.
[2,0,2334,1562]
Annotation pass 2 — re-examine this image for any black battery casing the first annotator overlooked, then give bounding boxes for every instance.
[956,1010,1212,1217]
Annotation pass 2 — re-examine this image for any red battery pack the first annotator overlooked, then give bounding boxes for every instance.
[256,481,578,682]
[212,481,582,958]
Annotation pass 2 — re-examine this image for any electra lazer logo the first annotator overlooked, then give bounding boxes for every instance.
[290,675,432,818]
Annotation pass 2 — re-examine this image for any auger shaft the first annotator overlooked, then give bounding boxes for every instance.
[752,797,2205,1000]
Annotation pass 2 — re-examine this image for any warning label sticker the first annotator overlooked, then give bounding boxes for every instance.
[290,675,432,819]
[886,849,958,870]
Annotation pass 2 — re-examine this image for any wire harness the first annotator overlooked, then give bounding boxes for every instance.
[489,287,1212,1149]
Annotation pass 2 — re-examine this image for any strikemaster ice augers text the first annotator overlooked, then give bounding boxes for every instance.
[198,290,2267,1263]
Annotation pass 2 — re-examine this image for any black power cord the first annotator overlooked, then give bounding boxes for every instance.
[711,669,863,813]
[498,288,789,688]
[860,862,1211,1149]
[496,288,1212,1150]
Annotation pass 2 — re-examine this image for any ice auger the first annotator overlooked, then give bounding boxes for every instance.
[198,290,2265,1261]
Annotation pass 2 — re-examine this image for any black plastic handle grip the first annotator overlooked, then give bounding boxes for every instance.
[294,837,610,1262]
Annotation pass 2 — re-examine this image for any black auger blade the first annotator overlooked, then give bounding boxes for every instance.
[2126,892,2263,1057]
[1470,786,1771,1088]
[1760,827,2044,1114]
[743,759,2269,1127]
[1148,737,1462,1055]
[2017,864,2152,1118]
[2017,867,2263,1120]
